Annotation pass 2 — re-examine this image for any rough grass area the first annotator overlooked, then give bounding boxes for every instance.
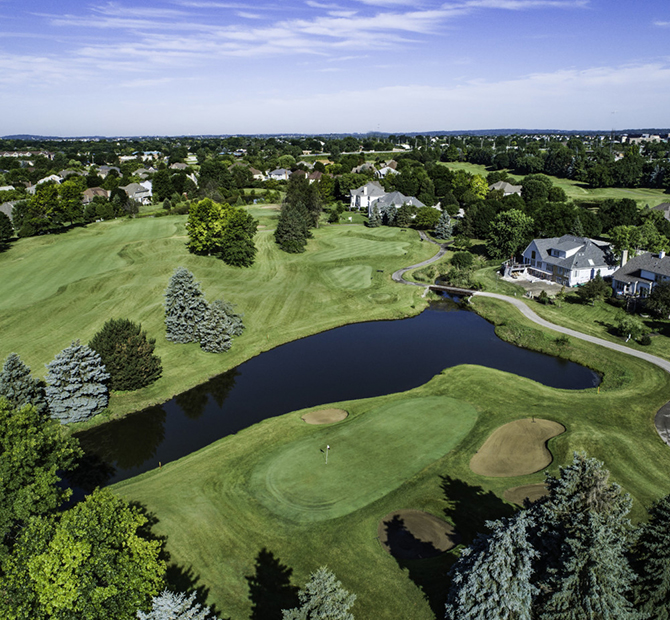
[250,397,478,522]
[0,214,436,424]
[115,295,670,619]
[469,418,565,477]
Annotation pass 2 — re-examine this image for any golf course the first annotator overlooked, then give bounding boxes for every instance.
[4,209,670,618]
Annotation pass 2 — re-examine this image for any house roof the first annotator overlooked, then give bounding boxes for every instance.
[0,201,14,221]
[308,171,322,181]
[376,191,425,209]
[489,180,522,195]
[350,181,385,198]
[527,235,615,271]
[612,252,670,284]
[652,203,670,221]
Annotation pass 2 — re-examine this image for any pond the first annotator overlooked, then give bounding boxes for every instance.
[73,300,599,489]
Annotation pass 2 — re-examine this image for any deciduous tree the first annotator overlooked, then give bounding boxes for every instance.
[1,489,165,620]
[486,209,534,259]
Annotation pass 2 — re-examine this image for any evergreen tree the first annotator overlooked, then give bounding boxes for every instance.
[0,210,12,248]
[89,319,162,391]
[138,590,220,620]
[571,215,585,237]
[395,204,414,228]
[576,272,611,305]
[164,267,208,343]
[282,566,356,620]
[633,494,670,619]
[219,208,258,267]
[536,453,636,619]
[197,300,233,353]
[275,204,310,253]
[435,210,453,240]
[367,205,382,228]
[0,352,48,415]
[445,512,538,620]
[44,340,110,424]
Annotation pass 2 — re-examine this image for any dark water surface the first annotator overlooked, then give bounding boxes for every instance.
[74,302,599,488]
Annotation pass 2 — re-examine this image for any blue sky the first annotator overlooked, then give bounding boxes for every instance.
[0,0,669,136]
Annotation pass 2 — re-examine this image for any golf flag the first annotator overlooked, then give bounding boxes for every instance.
[327,445,330,449]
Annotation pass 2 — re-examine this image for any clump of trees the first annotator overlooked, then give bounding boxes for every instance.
[89,319,162,391]
[445,452,670,619]
[275,176,321,253]
[164,267,244,353]
[186,198,258,267]
[44,340,110,424]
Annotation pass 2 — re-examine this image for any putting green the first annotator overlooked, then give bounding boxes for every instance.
[250,397,477,522]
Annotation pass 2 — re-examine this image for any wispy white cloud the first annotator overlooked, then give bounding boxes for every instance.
[237,11,262,18]
[654,20,670,27]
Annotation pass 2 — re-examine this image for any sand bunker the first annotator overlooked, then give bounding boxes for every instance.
[378,509,458,560]
[503,483,549,506]
[470,418,565,477]
[301,408,348,425]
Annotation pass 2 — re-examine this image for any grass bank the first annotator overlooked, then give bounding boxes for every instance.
[114,294,670,620]
[0,213,436,425]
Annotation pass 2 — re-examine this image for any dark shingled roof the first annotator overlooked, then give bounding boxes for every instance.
[612,252,670,284]
[530,235,615,271]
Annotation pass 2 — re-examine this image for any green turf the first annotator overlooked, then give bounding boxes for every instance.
[251,397,477,522]
[0,215,436,424]
[114,296,670,620]
[439,162,670,206]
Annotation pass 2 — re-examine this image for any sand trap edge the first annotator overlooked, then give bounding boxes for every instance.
[301,408,348,425]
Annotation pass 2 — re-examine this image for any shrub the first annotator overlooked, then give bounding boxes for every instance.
[89,319,162,391]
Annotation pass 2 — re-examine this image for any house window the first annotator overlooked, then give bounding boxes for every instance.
[531,250,536,259]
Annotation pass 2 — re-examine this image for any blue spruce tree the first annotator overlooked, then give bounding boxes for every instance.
[445,511,538,620]
[137,589,220,620]
[435,211,453,240]
[0,352,48,415]
[44,340,110,423]
[164,267,208,343]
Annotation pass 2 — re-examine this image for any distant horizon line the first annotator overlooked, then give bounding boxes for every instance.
[2,128,670,141]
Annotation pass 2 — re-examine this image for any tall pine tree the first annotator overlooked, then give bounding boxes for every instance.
[536,453,636,619]
[197,300,233,353]
[367,205,382,228]
[164,267,208,343]
[0,352,48,415]
[282,566,356,620]
[275,204,311,253]
[633,494,670,619]
[138,590,220,620]
[435,211,453,240]
[445,512,538,620]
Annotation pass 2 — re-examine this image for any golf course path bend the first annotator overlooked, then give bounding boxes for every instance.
[474,292,670,448]
[392,231,450,286]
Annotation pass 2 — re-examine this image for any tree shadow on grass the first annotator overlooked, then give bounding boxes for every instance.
[131,501,227,619]
[382,514,457,618]
[440,475,515,546]
[246,548,299,620]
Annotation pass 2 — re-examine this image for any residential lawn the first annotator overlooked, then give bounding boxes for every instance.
[0,214,436,426]
[522,292,670,363]
[439,162,670,207]
[115,295,670,620]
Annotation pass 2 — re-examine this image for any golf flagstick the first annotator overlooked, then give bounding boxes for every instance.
[326,445,330,464]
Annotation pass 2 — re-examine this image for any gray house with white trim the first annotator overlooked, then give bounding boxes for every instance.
[521,235,617,287]
[612,251,670,297]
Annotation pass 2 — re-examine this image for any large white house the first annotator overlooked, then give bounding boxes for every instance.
[520,235,618,287]
[349,181,430,216]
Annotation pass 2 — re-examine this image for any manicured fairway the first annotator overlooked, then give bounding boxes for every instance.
[0,214,435,421]
[251,397,478,522]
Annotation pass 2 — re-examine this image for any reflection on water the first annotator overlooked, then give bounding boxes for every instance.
[76,302,599,485]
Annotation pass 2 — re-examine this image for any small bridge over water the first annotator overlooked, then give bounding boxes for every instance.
[428,284,478,296]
